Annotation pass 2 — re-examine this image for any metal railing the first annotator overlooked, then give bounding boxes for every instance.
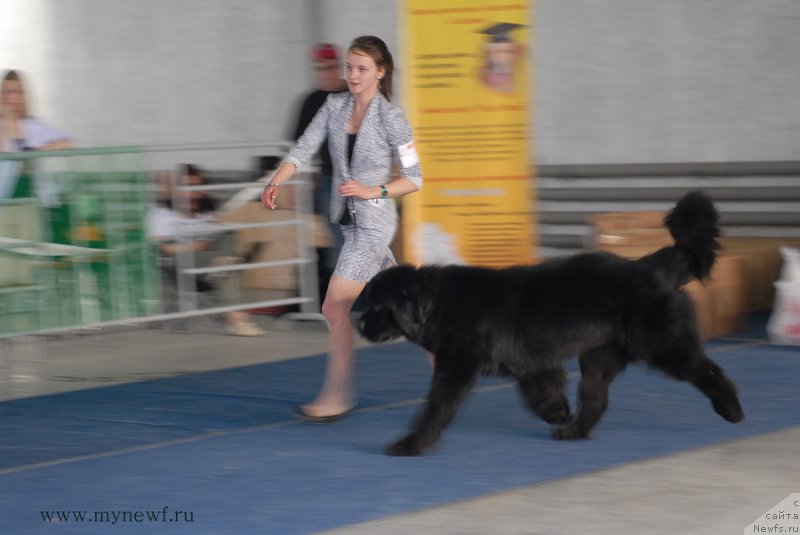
[0,142,327,338]
[162,169,324,327]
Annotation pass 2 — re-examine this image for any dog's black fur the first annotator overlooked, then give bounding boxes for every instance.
[357,191,745,456]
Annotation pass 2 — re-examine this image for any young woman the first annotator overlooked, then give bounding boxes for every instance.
[0,70,72,153]
[262,36,423,421]
[1,70,72,198]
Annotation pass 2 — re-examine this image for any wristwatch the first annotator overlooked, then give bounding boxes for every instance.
[379,185,388,198]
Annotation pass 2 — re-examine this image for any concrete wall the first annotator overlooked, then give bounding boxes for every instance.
[535,0,800,164]
[0,0,314,148]
[1,1,798,165]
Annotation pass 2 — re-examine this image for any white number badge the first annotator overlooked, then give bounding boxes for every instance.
[398,140,419,168]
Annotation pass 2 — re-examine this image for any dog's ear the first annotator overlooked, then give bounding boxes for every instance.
[410,288,432,327]
[393,275,431,336]
[393,289,420,336]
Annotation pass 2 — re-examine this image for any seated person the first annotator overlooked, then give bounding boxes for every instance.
[147,164,265,337]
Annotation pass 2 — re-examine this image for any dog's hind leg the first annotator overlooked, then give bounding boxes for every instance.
[650,345,744,423]
[552,347,626,440]
[386,366,477,456]
[517,368,572,425]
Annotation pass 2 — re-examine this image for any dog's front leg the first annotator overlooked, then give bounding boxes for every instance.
[386,366,477,456]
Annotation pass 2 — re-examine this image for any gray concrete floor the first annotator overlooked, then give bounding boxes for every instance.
[0,315,354,401]
[322,427,800,534]
[1,317,797,534]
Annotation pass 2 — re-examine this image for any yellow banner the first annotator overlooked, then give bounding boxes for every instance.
[401,0,536,267]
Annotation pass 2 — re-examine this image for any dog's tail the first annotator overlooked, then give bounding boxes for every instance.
[638,190,720,288]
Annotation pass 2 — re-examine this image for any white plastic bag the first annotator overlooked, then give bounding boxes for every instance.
[766,247,800,346]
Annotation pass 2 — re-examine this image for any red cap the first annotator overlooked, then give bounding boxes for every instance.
[312,43,339,61]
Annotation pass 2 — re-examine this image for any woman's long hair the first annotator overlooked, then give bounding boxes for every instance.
[348,35,394,101]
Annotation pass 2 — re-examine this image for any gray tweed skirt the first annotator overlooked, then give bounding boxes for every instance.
[334,223,397,283]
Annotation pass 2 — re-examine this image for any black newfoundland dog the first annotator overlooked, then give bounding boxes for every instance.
[357,191,744,456]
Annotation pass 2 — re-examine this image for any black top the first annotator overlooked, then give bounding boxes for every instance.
[347,133,357,168]
[292,88,347,177]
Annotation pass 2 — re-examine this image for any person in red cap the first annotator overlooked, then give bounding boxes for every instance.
[290,43,349,299]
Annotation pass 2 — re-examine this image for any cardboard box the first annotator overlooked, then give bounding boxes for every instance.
[589,211,672,259]
[719,238,800,312]
[708,254,746,339]
[220,203,300,290]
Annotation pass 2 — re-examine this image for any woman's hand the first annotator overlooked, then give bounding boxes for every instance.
[338,180,380,200]
[261,184,279,210]
[259,162,297,210]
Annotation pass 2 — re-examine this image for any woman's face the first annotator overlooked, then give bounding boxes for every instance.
[1,79,26,118]
[345,50,384,98]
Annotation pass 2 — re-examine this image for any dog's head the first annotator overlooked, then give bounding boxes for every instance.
[357,264,432,343]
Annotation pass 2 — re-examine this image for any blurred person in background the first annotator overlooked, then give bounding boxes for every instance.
[262,35,423,421]
[290,43,348,299]
[0,69,72,198]
[149,164,266,337]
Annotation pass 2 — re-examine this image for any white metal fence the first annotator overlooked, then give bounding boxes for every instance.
[0,142,327,338]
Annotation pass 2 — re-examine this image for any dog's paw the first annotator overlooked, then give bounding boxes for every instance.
[386,435,424,456]
[713,398,745,423]
[551,424,590,441]
[544,410,573,426]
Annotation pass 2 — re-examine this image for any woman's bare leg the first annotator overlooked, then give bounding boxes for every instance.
[301,274,366,417]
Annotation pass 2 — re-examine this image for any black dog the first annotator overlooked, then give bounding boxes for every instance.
[357,191,744,456]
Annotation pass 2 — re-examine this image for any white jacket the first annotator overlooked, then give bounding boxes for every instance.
[284,91,423,229]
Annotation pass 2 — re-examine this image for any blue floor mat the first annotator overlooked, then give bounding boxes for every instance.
[1,340,799,534]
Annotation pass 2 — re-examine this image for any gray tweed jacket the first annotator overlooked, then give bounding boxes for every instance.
[284,91,423,230]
